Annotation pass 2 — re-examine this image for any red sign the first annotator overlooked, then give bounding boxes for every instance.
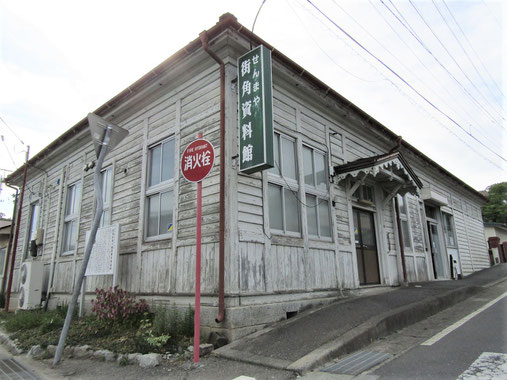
[181,138,215,182]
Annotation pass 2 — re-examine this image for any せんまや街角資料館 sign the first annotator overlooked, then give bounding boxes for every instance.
[238,45,274,174]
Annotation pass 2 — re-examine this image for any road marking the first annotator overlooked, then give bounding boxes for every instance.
[458,352,507,379]
[421,291,507,346]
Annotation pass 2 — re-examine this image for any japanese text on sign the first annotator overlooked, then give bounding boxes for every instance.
[181,139,215,183]
[238,45,274,174]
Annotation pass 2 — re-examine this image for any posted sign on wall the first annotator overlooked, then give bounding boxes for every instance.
[238,45,274,174]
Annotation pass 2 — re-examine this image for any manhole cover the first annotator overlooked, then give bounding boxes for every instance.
[0,358,38,379]
[322,350,391,375]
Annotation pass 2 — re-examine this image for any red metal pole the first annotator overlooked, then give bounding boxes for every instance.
[194,133,203,363]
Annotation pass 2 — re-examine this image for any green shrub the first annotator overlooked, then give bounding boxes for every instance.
[181,305,194,337]
[4,310,46,332]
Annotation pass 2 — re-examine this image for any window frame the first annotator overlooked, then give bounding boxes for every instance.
[144,136,176,242]
[267,133,301,236]
[303,144,332,240]
[99,166,113,227]
[0,247,7,277]
[442,212,457,248]
[24,200,40,259]
[397,194,413,250]
[61,181,82,256]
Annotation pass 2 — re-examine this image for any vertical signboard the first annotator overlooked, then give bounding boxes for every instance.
[238,45,274,174]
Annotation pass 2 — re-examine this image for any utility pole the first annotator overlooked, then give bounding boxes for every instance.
[5,146,29,312]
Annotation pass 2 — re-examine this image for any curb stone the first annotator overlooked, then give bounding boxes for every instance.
[215,284,490,375]
[0,328,177,369]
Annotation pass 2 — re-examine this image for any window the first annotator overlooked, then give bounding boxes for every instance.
[442,213,456,247]
[303,146,331,238]
[0,247,6,275]
[145,137,175,239]
[267,133,300,234]
[352,183,375,204]
[62,182,82,254]
[397,194,412,249]
[99,166,113,227]
[25,201,40,259]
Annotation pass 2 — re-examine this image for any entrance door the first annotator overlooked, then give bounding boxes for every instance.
[353,208,380,285]
[428,222,444,279]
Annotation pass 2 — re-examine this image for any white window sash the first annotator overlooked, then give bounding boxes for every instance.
[144,137,175,241]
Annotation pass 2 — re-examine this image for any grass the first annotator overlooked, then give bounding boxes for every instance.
[0,303,194,354]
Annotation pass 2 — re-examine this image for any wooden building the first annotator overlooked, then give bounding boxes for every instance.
[3,14,489,341]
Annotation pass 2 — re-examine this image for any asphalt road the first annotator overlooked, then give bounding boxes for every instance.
[373,288,506,379]
[304,280,507,379]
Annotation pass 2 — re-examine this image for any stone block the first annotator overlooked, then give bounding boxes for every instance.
[128,353,142,364]
[199,343,214,356]
[138,353,161,368]
[208,332,228,348]
[92,349,115,362]
[73,345,92,359]
[46,345,57,356]
[27,345,46,360]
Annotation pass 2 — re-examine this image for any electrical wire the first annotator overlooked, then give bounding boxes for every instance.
[331,0,501,151]
[367,0,501,152]
[304,0,506,164]
[0,116,24,145]
[292,0,502,169]
[432,0,503,104]
[252,0,267,34]
[1,136,17,167]
[286,0,376,83]
[408,0,503,121]
[294,0,502,169]
[379,0,504,129]
[442,0,503,98]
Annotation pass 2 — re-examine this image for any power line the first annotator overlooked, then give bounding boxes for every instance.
[299,0,502,169]
[286,0,377,83]
[442,0,503,98]
[379,0,504,130]
[479,0,502,30]
[332,0,501,151]
[0,116,24,145]
[293,0,502,169]
[304,0,506,164]
[1,136,17,167]
[408,0,504,121]
[432,0,503,105]
[368,0,503,152]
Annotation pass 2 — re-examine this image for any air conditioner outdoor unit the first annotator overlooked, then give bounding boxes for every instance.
[18,260,44,310]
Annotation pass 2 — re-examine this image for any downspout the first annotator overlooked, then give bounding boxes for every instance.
[5,146,30,311]
[394,196,408,284]
[199,31,226,323]
[1,184,19,294]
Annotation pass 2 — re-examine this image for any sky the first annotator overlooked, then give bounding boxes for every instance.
[0,0,505,217]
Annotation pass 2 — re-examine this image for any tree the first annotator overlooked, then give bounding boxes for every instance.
[482,182,507,224]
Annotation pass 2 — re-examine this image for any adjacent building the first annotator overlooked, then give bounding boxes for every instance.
[484,222,507,264]
[3,14,490,341]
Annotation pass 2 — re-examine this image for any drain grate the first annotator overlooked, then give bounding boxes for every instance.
[322,350,391,376]
[0,358,38,380]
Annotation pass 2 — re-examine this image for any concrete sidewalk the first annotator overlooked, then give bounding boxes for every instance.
[215,264,507,375]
